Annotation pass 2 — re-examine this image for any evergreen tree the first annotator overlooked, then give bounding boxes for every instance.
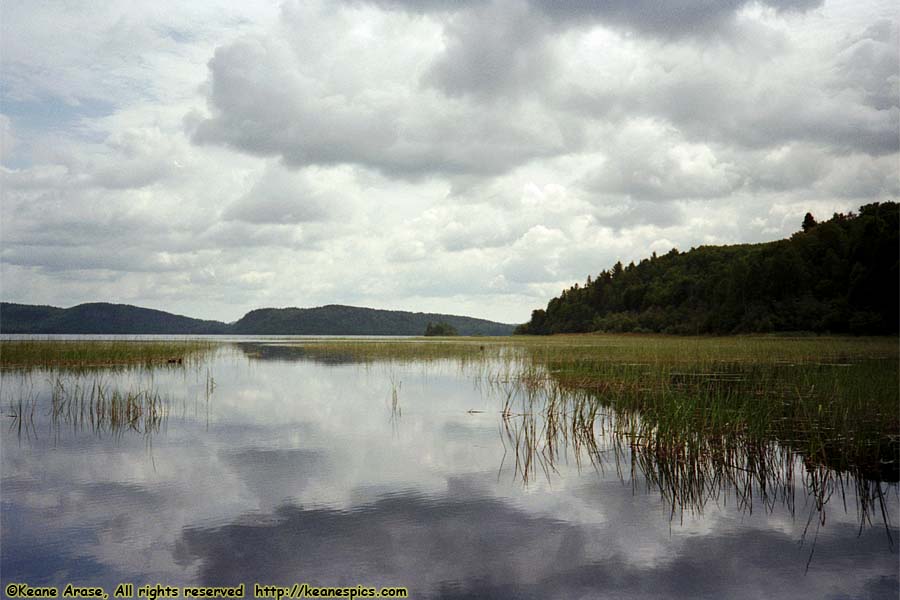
[515,203,898,335]
[424,321,459,336]
[802,212,818,232]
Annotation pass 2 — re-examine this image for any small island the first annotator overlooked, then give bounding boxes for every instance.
[423,321,458,336]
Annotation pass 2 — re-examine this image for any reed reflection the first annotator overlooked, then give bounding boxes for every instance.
[495,376,897,550]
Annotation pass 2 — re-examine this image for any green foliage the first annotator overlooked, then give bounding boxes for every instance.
[284,334,898,487]
[0,339,215,368]
[1,303,515,336]
[423,321,459,336]
[232,305,511,335]
[516,202,899,335]
[0,302,229,334]
[802,212,818,232]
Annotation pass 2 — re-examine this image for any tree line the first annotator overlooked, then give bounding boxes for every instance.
[515,202,898,335]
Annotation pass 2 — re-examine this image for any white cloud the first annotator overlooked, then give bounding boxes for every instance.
[0,0,896,323]
[223,165,348,224]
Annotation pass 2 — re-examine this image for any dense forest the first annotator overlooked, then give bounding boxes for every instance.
[0,302,229,334]
[230,305,513,336]
[516,202,899,335]
[0,302,515,336]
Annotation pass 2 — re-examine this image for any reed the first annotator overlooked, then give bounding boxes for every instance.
[6,373,169,437]
[0,339,217,369]
[49,374,168,436]
[276,334,898,485]
[495,376,896,546]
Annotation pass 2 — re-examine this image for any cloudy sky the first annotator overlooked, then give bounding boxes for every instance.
[1,0,897,323]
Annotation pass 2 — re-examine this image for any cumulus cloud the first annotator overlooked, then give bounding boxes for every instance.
[563,23,898,156]
[834,19,899,112]
[357,0,825,37]
[0,0,897,322]
[424,0,557,98]
[190,8,570,177]
[223,166,338,224]
[582,120,745,200]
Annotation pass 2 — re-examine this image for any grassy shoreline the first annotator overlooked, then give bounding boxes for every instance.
[0,339,218,368]
[266,334,899,483]
[4,334,896,472]
[2,333,896,528]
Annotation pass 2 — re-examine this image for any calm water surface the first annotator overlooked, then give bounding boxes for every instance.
[2,343,897,599]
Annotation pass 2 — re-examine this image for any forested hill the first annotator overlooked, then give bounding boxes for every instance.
[0,302,515,336]
[230,305,514,335]
[516,202,899,336]
[0,302,230,334]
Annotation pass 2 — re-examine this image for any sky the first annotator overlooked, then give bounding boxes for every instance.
[1,0,897,324]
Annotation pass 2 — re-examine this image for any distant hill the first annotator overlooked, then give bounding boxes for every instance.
[231,305,514,336]
[0,302,230,334]
[0,302,515,336]
[516,202,899,335]
[0,303,65,332]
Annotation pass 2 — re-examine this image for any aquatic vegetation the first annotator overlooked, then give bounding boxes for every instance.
[254,333,897,367]
[539,356,898,483]
[7,374,169,437]
[51,375,168,436]
[495,376,896,549]
[2,335,896,590]
[5,375,38,438]
[266,334,899,522]
[0,339,217,369]
[4,335,897,538]
[262,336,898,464]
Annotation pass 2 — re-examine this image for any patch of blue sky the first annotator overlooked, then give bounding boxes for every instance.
[0,93,114,167]
[1,93,115,135]
[154,25,196,44]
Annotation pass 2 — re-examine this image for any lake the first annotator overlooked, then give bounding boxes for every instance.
[2,338,897,599]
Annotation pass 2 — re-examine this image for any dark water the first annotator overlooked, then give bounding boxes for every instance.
[2,344,897,599]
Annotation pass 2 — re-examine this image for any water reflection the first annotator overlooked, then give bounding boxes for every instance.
[236,343,360,365]
[173,488,897,599]
[497,381,896,559]
[2,344,897,599]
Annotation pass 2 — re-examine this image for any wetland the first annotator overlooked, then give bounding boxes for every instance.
[1,335,897,599]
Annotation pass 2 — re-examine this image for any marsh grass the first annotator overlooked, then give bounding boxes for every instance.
[6,373,170,438]
[5,375,38,438]
[271,336,897,456]
[275,334,899,508]
[4,334,895,533]
[51,375,168,436]
[544,358,898,482]
[495,377,896,550]
[267,334,897,365]
[0,339,217,369]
